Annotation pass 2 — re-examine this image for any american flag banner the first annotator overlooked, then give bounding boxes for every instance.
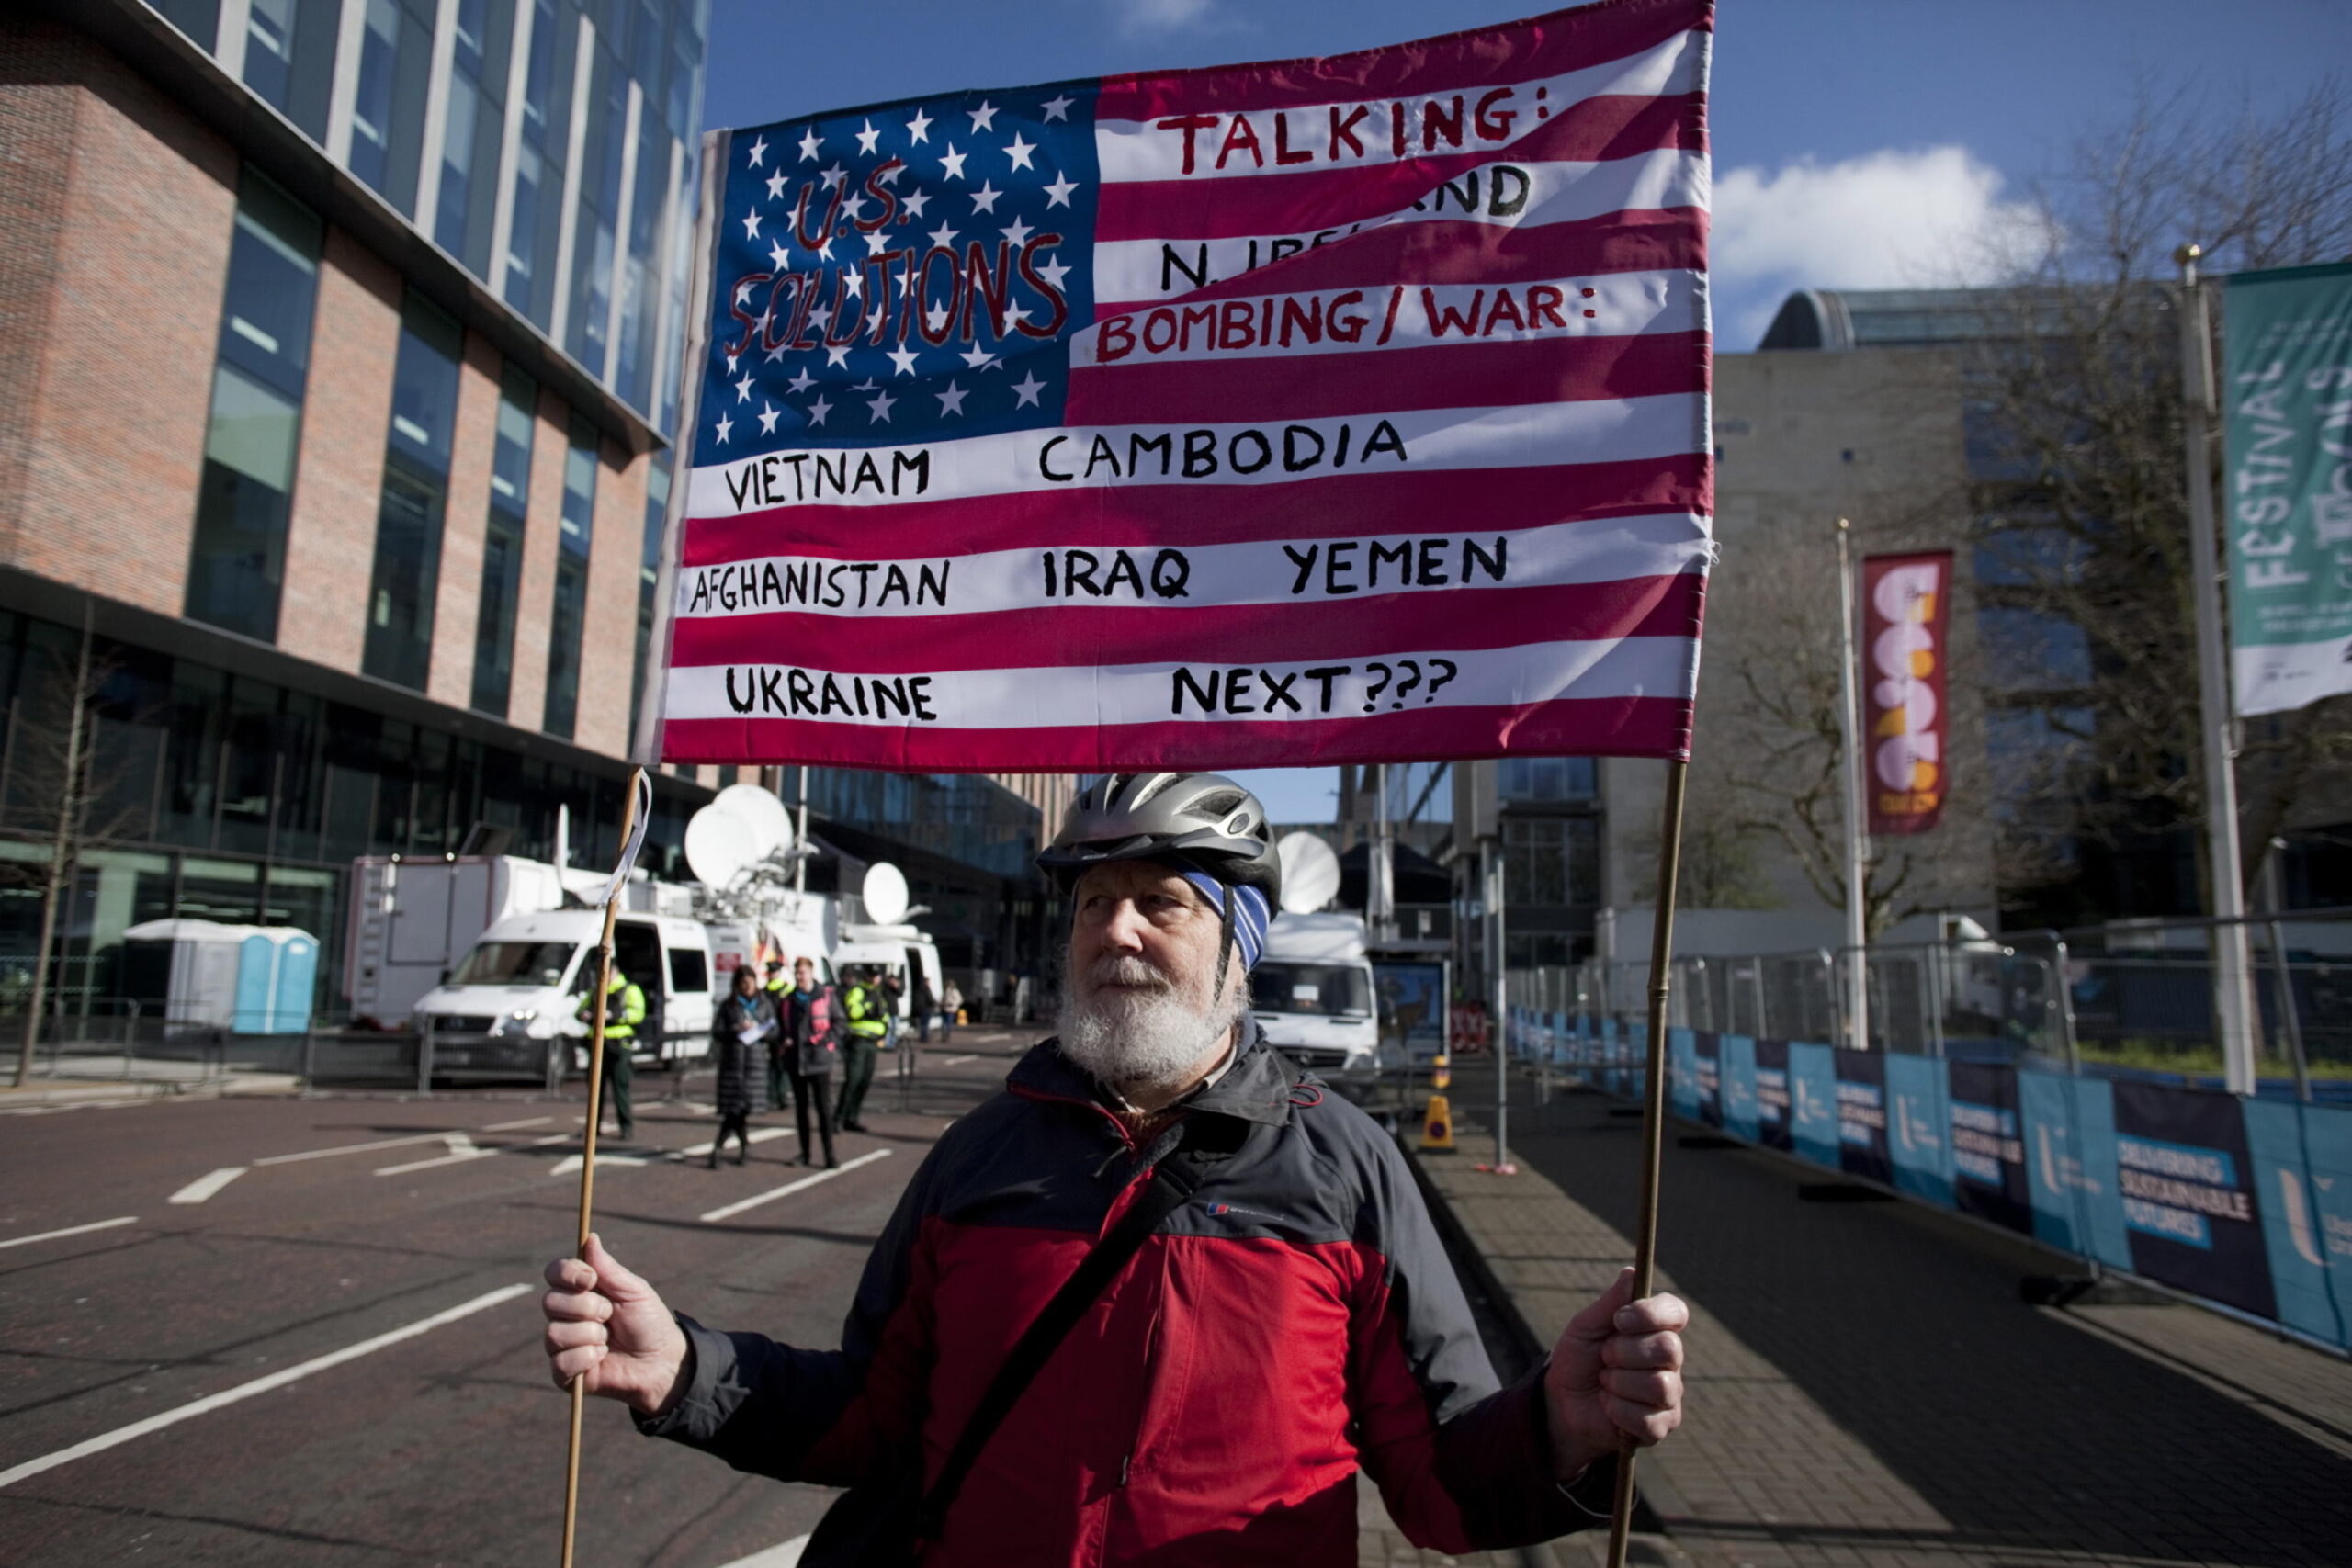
[647,0,1713,771]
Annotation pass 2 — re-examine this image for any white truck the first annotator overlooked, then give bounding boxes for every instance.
[410,910,717,1078]
[1252,913,1379,1080]
[833,922,945,1037]
[345,856,568,1030]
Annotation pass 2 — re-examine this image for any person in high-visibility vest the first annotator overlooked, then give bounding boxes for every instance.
[577,967,647,1142]
[763,959,793,1110]
[834,966,888,1132]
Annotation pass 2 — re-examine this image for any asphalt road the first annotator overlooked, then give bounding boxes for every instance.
[0,1034,1023,1567]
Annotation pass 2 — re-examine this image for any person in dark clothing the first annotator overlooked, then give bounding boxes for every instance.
[774,956,840,1168]
[711,967,776,1168]
[763,959,792,1111]
[543,773,1686,1566]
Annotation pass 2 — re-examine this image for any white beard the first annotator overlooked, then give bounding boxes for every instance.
[1057,953,1246,1100]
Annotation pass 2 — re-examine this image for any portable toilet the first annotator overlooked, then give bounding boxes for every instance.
[123,919,319,1035]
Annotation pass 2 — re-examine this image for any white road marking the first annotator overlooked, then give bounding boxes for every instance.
[673,1128,795,1160]
[0,1216,138,1250]
[699,1149,893,1224]
[481,1115,555,1132]
[548,1151,653,1177]
[937,1054,978,1066]
[254,1132,458,1166]
[0,1283,531,1491]
[168,1168,248,1205]
[712,1535,808,1568]
[378,1130,579,1177]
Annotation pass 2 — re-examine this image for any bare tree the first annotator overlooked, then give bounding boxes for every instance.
[1966,76,2352,908]
[6,609,141,1089]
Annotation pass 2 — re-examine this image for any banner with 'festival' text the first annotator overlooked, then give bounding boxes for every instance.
[645,0,1714,772]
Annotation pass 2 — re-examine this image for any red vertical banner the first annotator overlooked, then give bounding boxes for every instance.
[1860,551,1953,835]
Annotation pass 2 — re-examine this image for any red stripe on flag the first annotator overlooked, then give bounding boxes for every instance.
[680,454,1713,565]
[1093,208,1706,316]
[667,573,1704,675]
[661,694,1697,770]
[1093,2,1709,120]
[1068,330,1707,426]
[1095,96,1702,240]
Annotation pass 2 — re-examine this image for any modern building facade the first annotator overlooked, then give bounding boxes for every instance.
[0,2,1063,1022]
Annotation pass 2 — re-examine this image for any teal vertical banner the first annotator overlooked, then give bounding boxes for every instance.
[1885,1055,1957,1206]
[2222,260,2352,716]
[1720,1034,1760,1143]
[2241,1100,2352,1348]
[1668,1028,1701,1119]
[1789,1043,1840,1168]
[2019,1070,2131,1268]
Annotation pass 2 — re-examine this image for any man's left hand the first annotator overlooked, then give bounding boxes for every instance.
[1544,1267,1688,1479]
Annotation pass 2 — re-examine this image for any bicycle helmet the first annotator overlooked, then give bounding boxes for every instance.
[1037,773,1282,982]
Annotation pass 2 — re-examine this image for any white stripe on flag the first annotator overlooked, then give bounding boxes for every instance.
[1091,30,1707,185]
[673,512,1711,622]
[1091,149,1710,305]
[686,392,1707,518]
[662,633,1698,728]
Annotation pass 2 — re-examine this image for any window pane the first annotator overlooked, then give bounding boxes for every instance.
[490,366,536,505]
[544,417,596,735]
[387,295,462,474]
[470,513,524,716]
[363,464,444,690]
[433,71,479,256]
[201,367,300,488]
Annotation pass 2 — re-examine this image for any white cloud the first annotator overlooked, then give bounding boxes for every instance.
[1113,0,1221,36]
[1711,146,2049,346]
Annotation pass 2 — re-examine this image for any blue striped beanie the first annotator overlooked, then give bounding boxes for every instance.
[1177,872,1272,971]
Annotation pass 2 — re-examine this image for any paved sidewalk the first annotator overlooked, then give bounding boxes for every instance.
[1416,1065,2352,1568]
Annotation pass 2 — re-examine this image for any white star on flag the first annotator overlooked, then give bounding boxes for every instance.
[866,389,897,423]
[928,222,960,250]
[714,412,734,442]
[766,168,788,200]
[809,305,832,331]
[797,127,821,160]
[855,118,882,155]
[805,396,831,426]
[1043,173,1079,208]
[967,99,998,132]
[741,209,762,239]
[764,339,789,363]
[925,302,953,333]
[1003,133,1037,171]
[888,346,921,377]
[936,381,969,414]
[841,192,868,222]
[735,372,755,402]
[1011,372,1047,408]
[969,181,1001,214]
[758,401,780,435]
[842,271,863,299]
[901,190,931,218]
[820,163,846,189]
[1035,255,1071,291]
[816,234,835,261]
[1000,217,1035,247]
[733,280,756,307]
[905,108,933,143]
[864,230,889,255]
[724,351,739,374]
[878,164,905,185]
[787,367,816,393]
[939,144,967,181]
[769,240,791,270]
[746,136,767,166]
[826,344,851,367]
[1041,94,1073,122]
[960,344,997,370]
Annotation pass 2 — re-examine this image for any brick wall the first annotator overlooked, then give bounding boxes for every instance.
[571,435,646,759]
[427,330,502,707]
[0,19,235,615]
[505,386,568,729]
[277,228,401,670]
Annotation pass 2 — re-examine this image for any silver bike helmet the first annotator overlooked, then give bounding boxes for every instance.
[1035,772,1281,905]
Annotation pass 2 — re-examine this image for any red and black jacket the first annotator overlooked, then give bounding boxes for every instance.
[639,1032,1613,1563]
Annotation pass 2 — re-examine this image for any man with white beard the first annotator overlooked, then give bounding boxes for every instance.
[542,773,1687,1567]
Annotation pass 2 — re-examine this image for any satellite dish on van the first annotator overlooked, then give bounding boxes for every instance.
[712,783,794,860]
[862,862,910,926]
[684,804,760,889]
[1276,832,1341,915]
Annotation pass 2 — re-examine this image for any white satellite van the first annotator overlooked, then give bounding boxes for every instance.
[1252,913,1379,1078]
[833,923,944,1033]
[412,910,716,1077]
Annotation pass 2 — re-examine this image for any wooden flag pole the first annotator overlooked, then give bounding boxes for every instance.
[1605,757,1689,1568]
[560,769,647,1568]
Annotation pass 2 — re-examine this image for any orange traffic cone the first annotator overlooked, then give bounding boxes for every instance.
[1419,1092,1457,1153]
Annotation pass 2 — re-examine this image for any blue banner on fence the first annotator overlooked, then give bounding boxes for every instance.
[1560,1016,2352,1350]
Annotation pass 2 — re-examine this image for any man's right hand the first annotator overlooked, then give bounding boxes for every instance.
[542,1234,691,1416]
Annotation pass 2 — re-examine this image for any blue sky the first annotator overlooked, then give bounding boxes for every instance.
[701,0,2349,822]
